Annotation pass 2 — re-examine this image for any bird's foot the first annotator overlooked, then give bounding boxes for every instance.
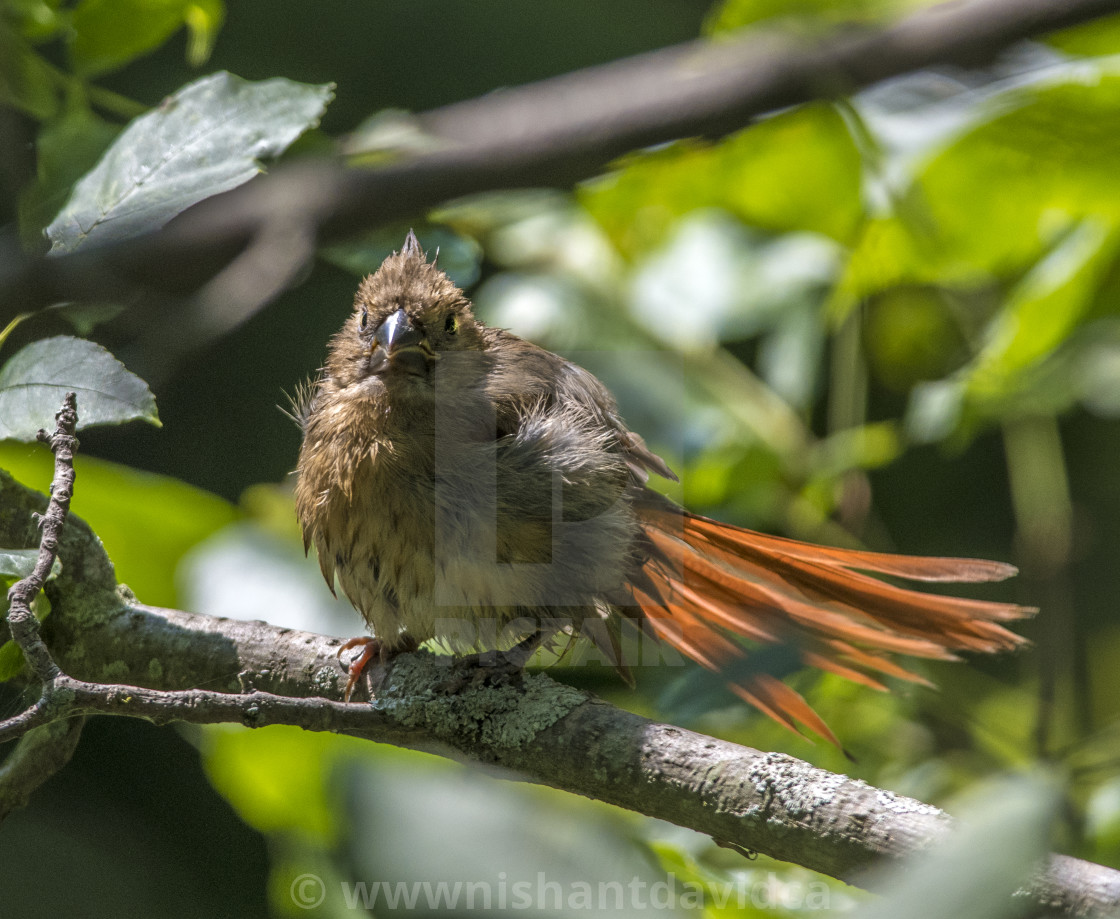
[337,634,418,701]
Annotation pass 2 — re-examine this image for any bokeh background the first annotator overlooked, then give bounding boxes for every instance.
[4,0,1120,916]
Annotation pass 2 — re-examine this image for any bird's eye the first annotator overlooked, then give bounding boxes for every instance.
[444,313,458,334]
[359,309,368,331]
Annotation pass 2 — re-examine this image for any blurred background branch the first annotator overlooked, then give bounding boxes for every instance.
[4,0,1120,321]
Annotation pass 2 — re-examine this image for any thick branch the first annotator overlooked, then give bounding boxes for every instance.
[0,471,1118,915]
[3,0,1120,315]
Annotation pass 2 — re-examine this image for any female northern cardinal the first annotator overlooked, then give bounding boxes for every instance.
[295,232,1031,745]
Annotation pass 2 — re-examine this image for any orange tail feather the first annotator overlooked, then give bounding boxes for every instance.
[628,495,1034,745]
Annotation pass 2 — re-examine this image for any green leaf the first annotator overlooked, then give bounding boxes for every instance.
[0,548,61,581]
[1048,13,1120,58]
[0,313,31,351]
[69,0,225,77]
[0,23,60,119]
[182,0,224,67]
[705,0,913,35]
[44,302,127,336]
[837,59,1120,310]
[919,67,1120,260]
[582,102,864,256]
[864,286,972,390]
[965,220,1120,406]
[201,725,355,844]
[0,640,27,682]
[7,0,66,42]
[0,335,159,441]
[45,71,334,252]
[0,445,237,607]
[18,101,121,247]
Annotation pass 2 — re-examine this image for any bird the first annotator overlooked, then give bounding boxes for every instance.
[294,231,1032,746]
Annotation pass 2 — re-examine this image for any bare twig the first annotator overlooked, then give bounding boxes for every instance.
[0,392,81,821]
[3,0,1120,318]
[4,391,77,684]
[0,671,424,747]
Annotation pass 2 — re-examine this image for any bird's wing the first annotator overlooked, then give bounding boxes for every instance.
[482,328,677,485]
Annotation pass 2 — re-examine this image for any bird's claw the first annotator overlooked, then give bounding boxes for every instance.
[337,636,383,702]
[336,634,420,701]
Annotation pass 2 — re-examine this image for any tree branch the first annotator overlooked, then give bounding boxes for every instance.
[3,0,1120,317]
[0,457,1118,914]
[4,392,77,685]
[0,392,85,820]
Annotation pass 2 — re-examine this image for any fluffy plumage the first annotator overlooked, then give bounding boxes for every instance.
[295,232,1033,745]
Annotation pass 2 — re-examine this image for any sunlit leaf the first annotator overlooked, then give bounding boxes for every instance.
[7,0,66,42]
[965,220,1120,406]
[705,0,916,35]
[201,725,356,844]
[0,445,236,606]
[905,378,966,444]
[582,102,863,256]
[1048,13,1120,57]
[923,70,1120,248]
[1086,774,1120,858]
[46,71,334,252]
[0,314,31,351]
[69,0,225,77]
[810,421,900,476]
[838,59,1120,311]
[0,336,158,441]
[183,0,224,67]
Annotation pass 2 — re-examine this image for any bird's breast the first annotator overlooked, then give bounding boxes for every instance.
[297,387,638,647]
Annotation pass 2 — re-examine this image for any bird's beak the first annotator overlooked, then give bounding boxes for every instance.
[368,308,434,376]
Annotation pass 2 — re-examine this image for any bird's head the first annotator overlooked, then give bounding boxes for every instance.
[324,231,485,390]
